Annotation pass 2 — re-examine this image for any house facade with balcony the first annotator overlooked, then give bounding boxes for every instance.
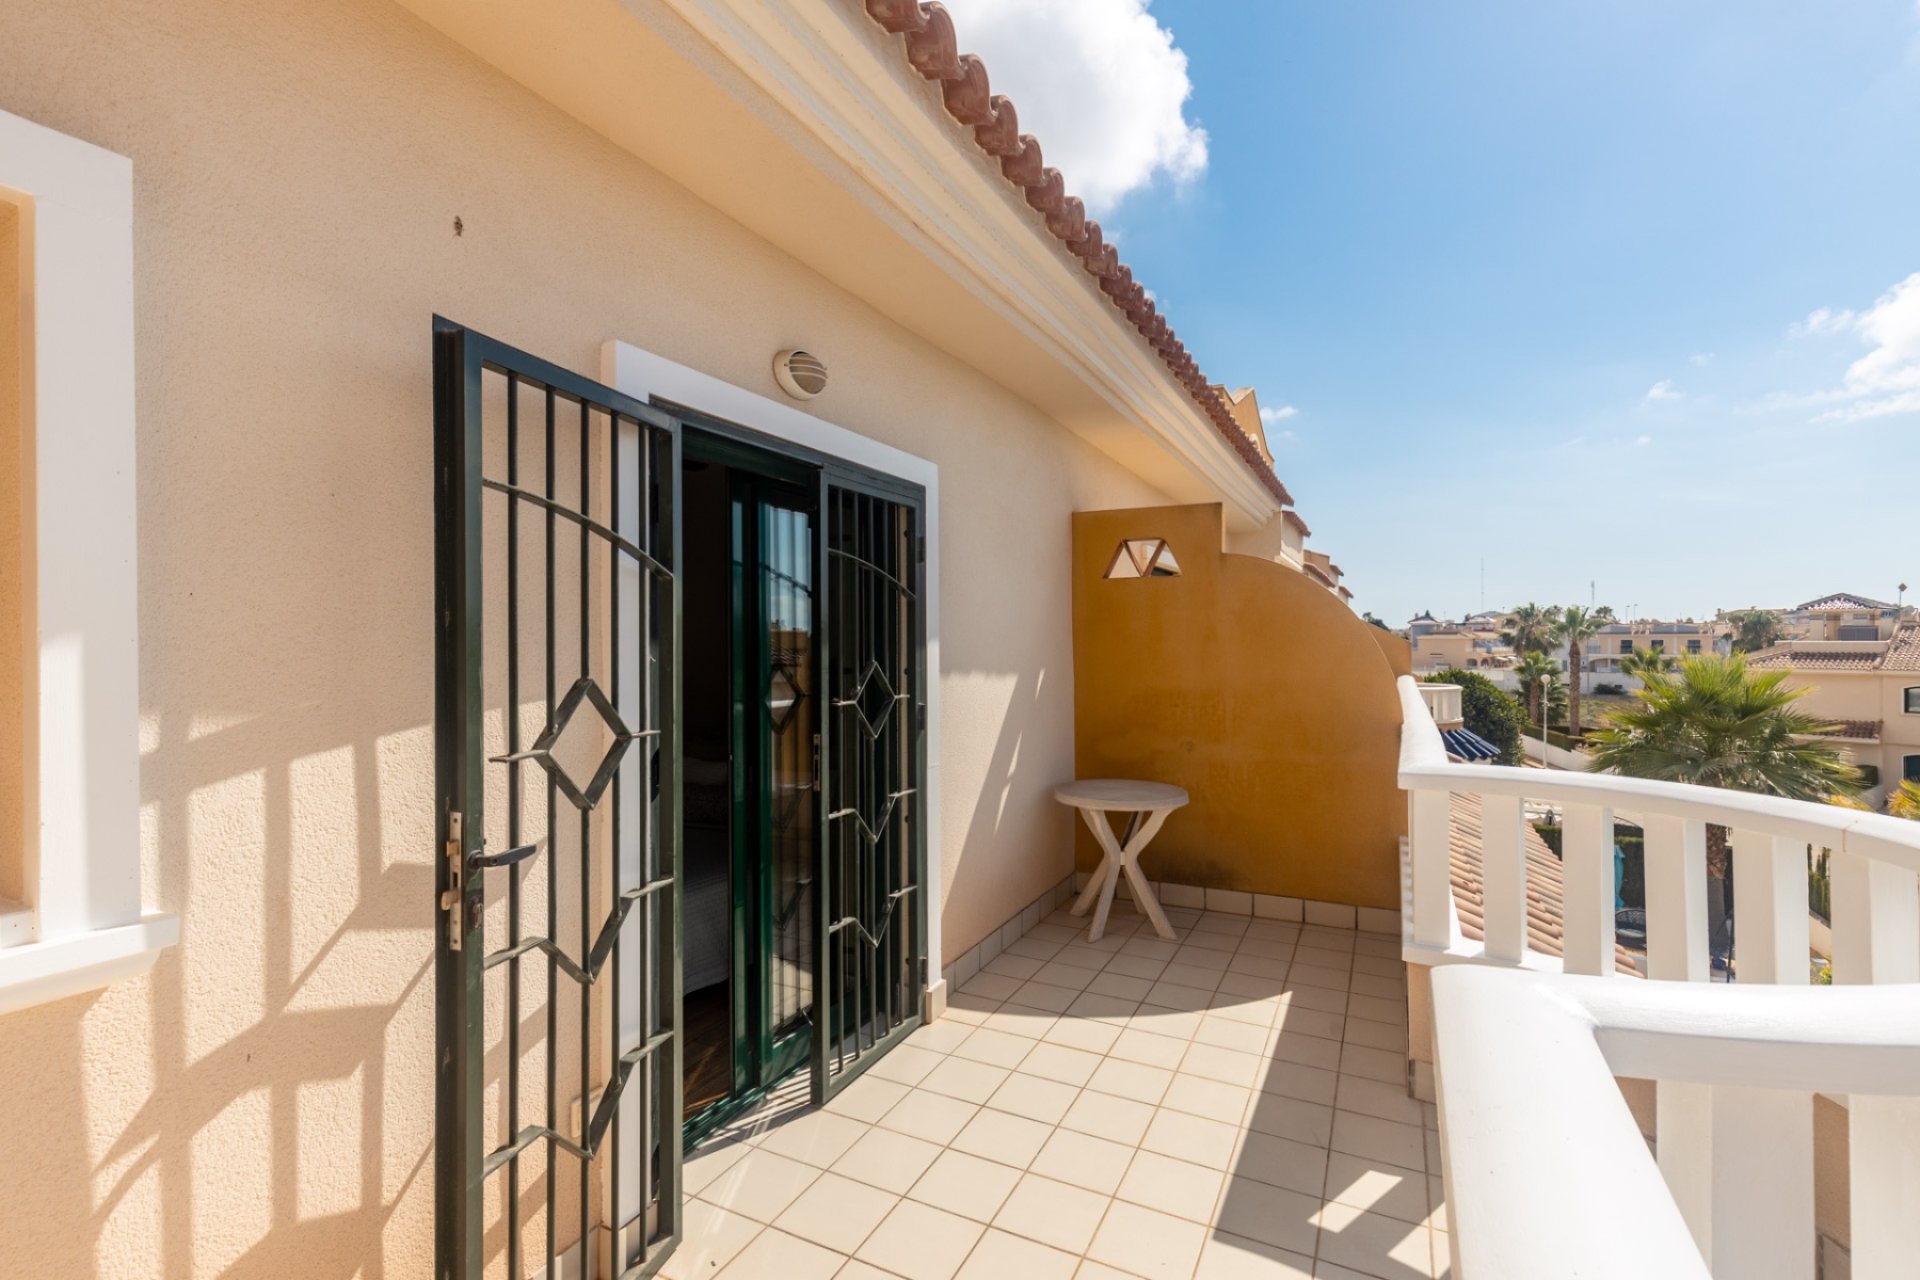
[1747,620,1920,808]
[4,4,1917,1280]
[0,2,1424,1277]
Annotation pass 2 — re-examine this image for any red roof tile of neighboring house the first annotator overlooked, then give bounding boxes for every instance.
[1795,592,1898,612]
[1747,624,1920,673]
[1747,647,1877,671]
[1809,720,1883,741]
[1885,625,1920,672]
[859,1,1293,507]
[1448,793,1641,977]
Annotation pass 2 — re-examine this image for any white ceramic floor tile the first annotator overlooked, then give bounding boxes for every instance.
[1059,1088,1156,1146]
[774,1171,901,1254]
[992,1173,1111,1255]
[1314,1199,1437,1279]
[1114,1148,1224,1223]
[908,1148,1024,1223]
[701,1149,822,1224]
[663,1199,762,1280]
[1083,1199,1209,1280]
[878,1088,980,1147]
[1029,1127,1135,1195]
[920,1056,1014,1105]
[857,1199,987,1280]
[985,1071,1080,1125]
[950,1107,1053,1168]
[1193,1232,1316,1279]
[713,1227,845,1280]
[756,1109,872,1168]
[953,1227,1081,1280]
[832,1127,946,1194]
[698,910,1425,1280]
[1324,1151,1430,1226]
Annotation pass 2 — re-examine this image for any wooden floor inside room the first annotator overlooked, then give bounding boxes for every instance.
[683,984,732,1119]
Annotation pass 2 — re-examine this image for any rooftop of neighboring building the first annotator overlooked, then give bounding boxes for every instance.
[1747,622,1920,673]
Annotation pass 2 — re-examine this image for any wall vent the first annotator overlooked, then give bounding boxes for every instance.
[773,349,828,400]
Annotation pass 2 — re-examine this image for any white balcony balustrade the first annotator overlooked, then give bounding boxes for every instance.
[1396,676,1920,1280]
[1415,681,1464,729]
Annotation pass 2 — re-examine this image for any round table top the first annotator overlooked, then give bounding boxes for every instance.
[1053,779,1190,812]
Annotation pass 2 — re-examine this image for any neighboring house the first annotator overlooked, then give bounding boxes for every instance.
[1211,383,1276,465]
[1302,547,1353,603]
[1777,591,1911,643]
[1582,619,1730,677]
[1410,619,1514,676]
[1747,622,1920,806]
[0,3,1409,1276]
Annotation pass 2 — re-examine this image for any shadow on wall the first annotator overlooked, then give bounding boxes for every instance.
[0,695,442,1280]
[1072,504,1406,910]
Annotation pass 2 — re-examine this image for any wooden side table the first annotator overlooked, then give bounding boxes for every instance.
[1054,779,1190,943]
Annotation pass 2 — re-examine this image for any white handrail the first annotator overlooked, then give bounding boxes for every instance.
[1405,673,1920,1278]
[1431,967,1920,1280]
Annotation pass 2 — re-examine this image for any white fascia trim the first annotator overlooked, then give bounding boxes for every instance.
[0,913,179,1016]
[645,0,1281,527]
[600,339,944,980]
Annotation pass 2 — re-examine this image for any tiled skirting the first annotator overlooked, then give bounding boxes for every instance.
[941,872,1401,1000]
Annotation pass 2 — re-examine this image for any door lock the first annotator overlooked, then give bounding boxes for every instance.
[441,811,464,951]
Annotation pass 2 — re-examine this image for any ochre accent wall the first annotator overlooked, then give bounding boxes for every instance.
[1073,504,1405,908]
[1369,626,1413,679]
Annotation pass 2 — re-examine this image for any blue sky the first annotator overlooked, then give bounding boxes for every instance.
[946,2,1920,625]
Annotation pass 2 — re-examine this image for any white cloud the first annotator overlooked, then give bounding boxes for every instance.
[1642,379,1683,403]
[1791,306,1858,338]
[1799,272,1920,423]
[939,0,1209,213]
[1635,434,1653,445]
[1688,352,1714,367]
[1259,404,1299,426]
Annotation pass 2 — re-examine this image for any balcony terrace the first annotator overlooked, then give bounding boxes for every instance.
[666,901,1440,1280]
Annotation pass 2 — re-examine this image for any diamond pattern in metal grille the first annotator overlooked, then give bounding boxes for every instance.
[525,676,637,811]
[851,660,898,740]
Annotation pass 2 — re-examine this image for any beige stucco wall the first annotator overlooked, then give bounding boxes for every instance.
[0,0,1175,1275]
[1780,670,1920,801]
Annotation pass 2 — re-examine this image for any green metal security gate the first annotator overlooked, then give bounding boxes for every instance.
[435,319,682,1279]
[813,472,928,1101]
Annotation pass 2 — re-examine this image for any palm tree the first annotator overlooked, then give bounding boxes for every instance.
[1553,605,1606,737]
[1501,602,1561,656]
[1514,650,1558,725]
[1618,647,1677,686]
[1890,778,1920,820]
[1587,653,1861,967]
[1728,608,1782,654]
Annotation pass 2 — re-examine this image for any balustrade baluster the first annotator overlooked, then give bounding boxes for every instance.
[1481,792,1526,963]
[1643,814,1709,982]
[1410,788,1453,951]
[1561,801,1614,976]
[1730,831,1810,985]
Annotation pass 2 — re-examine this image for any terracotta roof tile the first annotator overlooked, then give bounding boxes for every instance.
[1795,592,1898,612]
[861,1,1293,507]
[1746,646,1880,671]
[1447,793,1640,977]
[1809,719,1882,741]
[1748,625,1920,673]
[1885,624,1920,672]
